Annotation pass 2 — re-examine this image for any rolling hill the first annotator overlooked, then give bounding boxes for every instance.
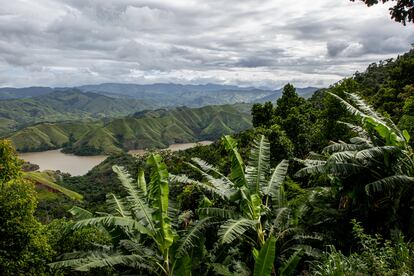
[0,89,151,136]
[8,104,252,155]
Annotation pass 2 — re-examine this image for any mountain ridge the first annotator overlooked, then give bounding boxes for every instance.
[8,104,252,155]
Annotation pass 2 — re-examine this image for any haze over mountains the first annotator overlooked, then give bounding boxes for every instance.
[0,83,318,137]
[0,83,318,104]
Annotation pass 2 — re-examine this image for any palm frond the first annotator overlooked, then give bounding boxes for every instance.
[146,154,174,251]
[119,240,157,258]
[328,92,367,119]
[261,159,289,200]
[186,161,236,197]
[222,135,248,188]
[211,263,234,276]
[197,207,240,219]
[112,165,156,233]
[337,121,369,138]
[365,175,414,195]
[246,135,270,194]
[269,207,291,234]
[327,151,356,163]
[191,157,227,179]
[69,206,93,220]
[72,216,151,235]
[349,136,373,146]
[171,174,230,200]
[278,249,303,276]
[218,218,256,244]
[176,217,212,258]
[50,253,152,271]
[295,164,328,177]
[106,193,130,217]
[345,92,385,123]
[355,146,400,162]
[323,142,367,154]
[253,236,276,276]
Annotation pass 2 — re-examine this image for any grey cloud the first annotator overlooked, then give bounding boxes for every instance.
[327,41,349,57]
[0,0,413,88]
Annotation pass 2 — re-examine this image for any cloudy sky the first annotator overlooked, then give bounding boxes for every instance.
[0,0,413,88]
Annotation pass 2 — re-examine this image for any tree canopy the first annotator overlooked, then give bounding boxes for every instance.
[351,0,414,24]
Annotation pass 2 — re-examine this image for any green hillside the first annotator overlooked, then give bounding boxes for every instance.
[8,104,252,155]
[0,89,151,136]
[24,171,83,201]
[9,121,102,152]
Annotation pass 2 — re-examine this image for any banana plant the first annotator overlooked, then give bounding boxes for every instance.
[296,92,414,235]
[50,153,205,275]
[173,135,317,275]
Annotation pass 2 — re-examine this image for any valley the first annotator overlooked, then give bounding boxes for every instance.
[7,103,251,155]
[1,1,414,275]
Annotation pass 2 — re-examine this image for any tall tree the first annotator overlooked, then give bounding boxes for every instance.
[0,140,52,274]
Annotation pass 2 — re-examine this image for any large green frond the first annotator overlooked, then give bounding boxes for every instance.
[246,135,270,194]
[269,207,291,234]
[278,249,303,276]
[222,135,248,188]
[171,174,230,200]
[327,151,356,163]
[50,253,152,271]
[365,175,414,195]
[186,161,236,197]
[337,121,369,139]
[175,217,212,258]
[253,236,276,276]
[355,146,400,163]
[323,142,368,154]
[112,165,156,232]
[261,160,288,204]
[69,206,93,220]
[197,207,240,219]
[106,193,130,217]
[137,170,147,196]
[72,216,150,235]
[146,153,174,251]
[218,218,256,244]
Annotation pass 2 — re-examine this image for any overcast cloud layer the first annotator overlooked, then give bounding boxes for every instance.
[0,0,413,88]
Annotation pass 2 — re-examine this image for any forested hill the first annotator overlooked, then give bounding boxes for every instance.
[0,89,151,136]
[352,49,414,122]
[8,104,252,155]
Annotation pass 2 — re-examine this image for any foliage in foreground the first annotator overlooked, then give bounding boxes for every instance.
[312,220,414,276]
[0,140,53,275]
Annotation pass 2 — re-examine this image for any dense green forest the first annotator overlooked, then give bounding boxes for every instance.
[1,50,414,275]
[8,104,251,155]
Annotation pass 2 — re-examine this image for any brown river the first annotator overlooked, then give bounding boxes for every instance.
[18,141,213,176]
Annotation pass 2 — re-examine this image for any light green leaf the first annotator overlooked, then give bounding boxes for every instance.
[253,236,276,276]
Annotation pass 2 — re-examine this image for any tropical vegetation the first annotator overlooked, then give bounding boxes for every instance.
[1,50,414,275]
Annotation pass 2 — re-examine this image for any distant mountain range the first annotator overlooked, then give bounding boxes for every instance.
[9,104,252,155]
[0,83,319,105]
[0,90,151,136]
[0,83,318,136]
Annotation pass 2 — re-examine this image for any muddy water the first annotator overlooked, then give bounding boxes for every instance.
[128,140,213,155]
[18,150,107,176]
[18,141,213,176]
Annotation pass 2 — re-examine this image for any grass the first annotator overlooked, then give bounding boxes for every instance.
[23,171,83,201]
